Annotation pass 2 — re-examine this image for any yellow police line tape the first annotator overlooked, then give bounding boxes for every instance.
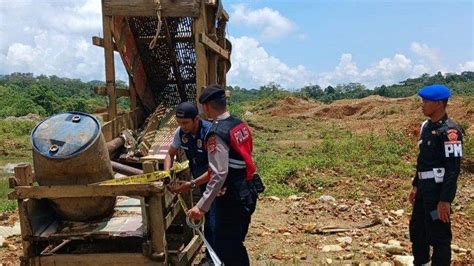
[94,161,189,185]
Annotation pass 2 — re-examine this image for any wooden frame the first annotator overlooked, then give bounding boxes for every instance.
[11,164,200,265]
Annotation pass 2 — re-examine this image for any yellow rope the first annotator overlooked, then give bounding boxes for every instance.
[149,0,163,50]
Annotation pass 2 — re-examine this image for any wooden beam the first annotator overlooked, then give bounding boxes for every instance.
[103,0,200,17]
[199,33,230,60]
[136,36,193,44]
[103,15,117,121]
[92,36,118,52]
[37,253,158,265]
[8,184,163,200]
[194,4,209,109]
[163,19,187,102]
[148,195,167,262]
[94,86,131,98]
[164,200,181,229]
[14,164,34,186]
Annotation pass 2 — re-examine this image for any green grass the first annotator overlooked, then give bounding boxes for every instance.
[0,119,35,212]
[254,123,416,197]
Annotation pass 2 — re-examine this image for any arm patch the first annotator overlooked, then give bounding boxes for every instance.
[207,135,217,154]
[444,129,463,158]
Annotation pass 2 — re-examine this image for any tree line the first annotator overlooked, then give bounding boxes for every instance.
[0,71,472,118]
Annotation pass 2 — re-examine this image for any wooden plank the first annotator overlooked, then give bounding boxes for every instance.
[103,0,201,17]
[37,253,159,265]
[169,235,202,265]
[129,75,137,127]
[14,164,33,186]
[92,36,118,51]
[18,199,33,257]
[164,200,181,229]
[111,16,156,114]
[8,184,163,200]
[199,33,230,60]
[95,86,130,98]
[206,5,218,85]
[163,19,187,102]
[147,195,167,262]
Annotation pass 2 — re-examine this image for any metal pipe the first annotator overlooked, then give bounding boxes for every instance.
[111,161,143,176]
[106,136,125,154]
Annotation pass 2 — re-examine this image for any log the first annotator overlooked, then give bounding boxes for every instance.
[103,0,201,17]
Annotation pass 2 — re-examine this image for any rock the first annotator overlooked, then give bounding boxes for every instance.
[361,242,369,247]
[390,209,404,217]
[7,244,17,251]
[319,195,336,202]
[303,223,318,234]
[383,218,392,226]
[366,251,375,259]
[386,245,404,255]
[283,232,291,236]
[322,244,343,252]
[268,196,281,201]
[388,239,401,246]
[326,258,333,264]
[337,204,349,211]
[0,236,5,247]
[343,253,354,260]
[451,244,460,252]
[364,198,372,206]
[381,262,392,266]
[244,111,254,117]
[393,255,414,266]
[337,236,353,245]
[288,195,303,201]
[374,242,387,249]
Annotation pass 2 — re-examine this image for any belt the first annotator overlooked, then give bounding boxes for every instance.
[418,171,435,180]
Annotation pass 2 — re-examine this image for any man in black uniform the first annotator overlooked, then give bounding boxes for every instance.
[409,84,463,266]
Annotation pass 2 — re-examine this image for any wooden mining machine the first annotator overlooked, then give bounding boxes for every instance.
[8,0,231,265]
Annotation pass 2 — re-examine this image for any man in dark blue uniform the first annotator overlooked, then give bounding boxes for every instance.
[408,84,463,266]
[187,85,259,266]
[164,101,215,261]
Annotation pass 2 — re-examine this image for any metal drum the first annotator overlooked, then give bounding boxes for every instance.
[31,112,116,221]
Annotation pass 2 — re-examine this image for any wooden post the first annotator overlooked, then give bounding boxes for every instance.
[147,195,167,262]
[14,164,33,186]
[207,6,217,85]
[193,1,209,110]
[102,13,117,124]
[14,164,34,262]
[217,18,228,87]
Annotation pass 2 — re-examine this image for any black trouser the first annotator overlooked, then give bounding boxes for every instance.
[409,181,452,266]
[212,192,257,266]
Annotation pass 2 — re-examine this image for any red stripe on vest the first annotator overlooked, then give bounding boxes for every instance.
[229,123,256,180]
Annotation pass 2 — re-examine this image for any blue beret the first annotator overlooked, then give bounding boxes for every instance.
[418,84,451,101]
[176,102,198,119]
[199,84,225,104]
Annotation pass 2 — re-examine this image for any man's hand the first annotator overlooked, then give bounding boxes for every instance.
[437,201,451,223]
[169,180,191,194]
[187,206,204,220]
[408,187,417,205]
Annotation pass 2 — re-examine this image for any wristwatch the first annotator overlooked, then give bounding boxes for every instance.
[189,180,197,190]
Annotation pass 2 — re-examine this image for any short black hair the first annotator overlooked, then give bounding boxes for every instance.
[442,99,448,107]
[207,97,227,111]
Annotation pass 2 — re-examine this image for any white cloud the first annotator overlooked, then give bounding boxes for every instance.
[410,42,443,71]
[228,36,312,88]
[230,4,296,40]
[459,61,474,72]
[0,0,127,81]
[316,53,432,88]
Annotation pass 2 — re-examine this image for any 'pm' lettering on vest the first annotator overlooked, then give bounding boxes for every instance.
[444,141,462,158]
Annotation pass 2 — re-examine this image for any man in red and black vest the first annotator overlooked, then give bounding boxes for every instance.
[187,84,258,265]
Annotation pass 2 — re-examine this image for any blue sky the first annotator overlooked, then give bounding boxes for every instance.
[0,0,473,89]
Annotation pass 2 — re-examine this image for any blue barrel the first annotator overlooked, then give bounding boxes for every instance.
[32,112,116,221]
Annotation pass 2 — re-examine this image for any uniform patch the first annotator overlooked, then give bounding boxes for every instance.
[447,129,459,141]
[444,141,462,158]
[233,127,250,145]
[197,139,203,148]
[207,136,217,154]
[181,135,188,144]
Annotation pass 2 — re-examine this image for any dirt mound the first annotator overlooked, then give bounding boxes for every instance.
[267,97,321,117]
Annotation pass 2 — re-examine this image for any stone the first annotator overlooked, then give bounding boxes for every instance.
[386,245,404,255]
[337,236,353,245]
[390,209,404,217]
[393,255,414,266]
[383,218,392,226]
[451,244,460,253]
[338,204,350,211]
[319,195,336,202]
[303,223,318,234]
[326,258,333,264]
[268,196,281,201]
[322,244,343,252]
[364,198,372,206]
[343,253,354,260]
[288,195,303,201]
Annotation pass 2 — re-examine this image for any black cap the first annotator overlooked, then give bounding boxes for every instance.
[198,84,225,104]
[176,102,198,119]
